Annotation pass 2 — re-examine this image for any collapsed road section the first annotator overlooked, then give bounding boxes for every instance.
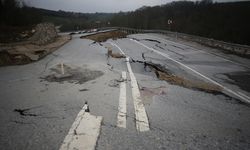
[130,38,250,104]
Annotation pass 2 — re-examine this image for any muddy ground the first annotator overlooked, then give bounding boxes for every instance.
[41,64,104,84]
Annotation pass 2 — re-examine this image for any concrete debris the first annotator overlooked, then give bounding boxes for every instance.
[107,47,126,58]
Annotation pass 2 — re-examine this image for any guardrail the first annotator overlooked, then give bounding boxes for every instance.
[100,27,250,56]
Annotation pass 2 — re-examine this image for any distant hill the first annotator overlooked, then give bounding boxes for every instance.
[26,7,114,31]
[1,0,250,45]
[110,0,250,45]
[0,0,113,42]
[0,0,114,32]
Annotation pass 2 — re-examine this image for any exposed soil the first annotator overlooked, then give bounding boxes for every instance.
[134,60,222,94]
[41,64,104,84]
[81,31,127,42]
[156,70,222,93]
[0,35,71,66]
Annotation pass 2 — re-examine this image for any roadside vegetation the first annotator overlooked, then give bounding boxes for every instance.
[110,0,250,45]
[1,0,249,45]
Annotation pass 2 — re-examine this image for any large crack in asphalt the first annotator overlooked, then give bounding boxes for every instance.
[130,38,224,94]
[130,37,250,105]
[130,58,248,105]
[14,108,39,117]
[142,39,161,44]
[131,58,222,94]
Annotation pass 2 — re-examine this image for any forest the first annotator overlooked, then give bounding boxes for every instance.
[1,0,250,45]
[110,0,250,45]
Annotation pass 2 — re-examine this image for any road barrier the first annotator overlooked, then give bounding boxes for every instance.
[100,27,250,56]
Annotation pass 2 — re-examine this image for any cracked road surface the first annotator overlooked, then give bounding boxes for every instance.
[0,32,250,150]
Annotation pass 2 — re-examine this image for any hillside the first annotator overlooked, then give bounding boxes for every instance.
[28,7,114,31]
[1,0,250,45]
[0,0,113,42]
[110,0,250,45]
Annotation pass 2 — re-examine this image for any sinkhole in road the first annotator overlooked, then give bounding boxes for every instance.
[41,64,104,84]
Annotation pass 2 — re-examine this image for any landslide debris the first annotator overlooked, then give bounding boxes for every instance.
[0,23,71,66]
[81,31,127,42]
[29,23,58,45]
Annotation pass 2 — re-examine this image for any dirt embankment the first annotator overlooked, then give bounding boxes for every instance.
[81,31,127,59]
[0,23,71,66]
[81,31,127,42]
[133,60,222,94]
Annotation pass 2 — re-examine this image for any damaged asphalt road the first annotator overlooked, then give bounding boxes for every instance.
[0,32,250,150]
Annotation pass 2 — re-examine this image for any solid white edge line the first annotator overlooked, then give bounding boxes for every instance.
[59,104,103,150]
[117,71,127,128]
[110,42,150,132]
[149,34,243,66]
[130,39,250,104]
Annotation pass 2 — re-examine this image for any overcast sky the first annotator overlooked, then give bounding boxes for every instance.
[23,0,247,13]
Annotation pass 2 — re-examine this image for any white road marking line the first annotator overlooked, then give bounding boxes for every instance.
[130,39,250,103]
[126,57,150,132]
[61,63,65,75]
[108,42,125,55]
[237,92,250,100]
[149,35,246,67]
[110,42,150,132]
[117,71,127,128]
[59,104,103,150]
